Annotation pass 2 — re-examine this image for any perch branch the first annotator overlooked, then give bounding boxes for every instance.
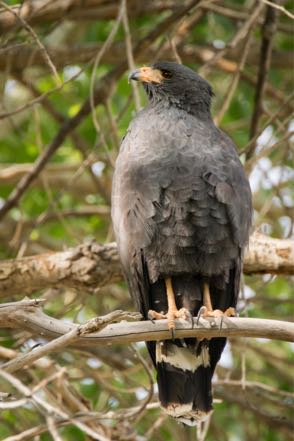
[0,300,293,359]
[1,308,140,373]
[0,233,293,297]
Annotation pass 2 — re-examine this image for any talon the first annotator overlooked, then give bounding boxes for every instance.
[188,311,194,329]
[196,306,207,325]
[181,309,194,328]
[148,310,166,321]
[219,315,224,330]
[148,311,155,323]
[171,327,176,340]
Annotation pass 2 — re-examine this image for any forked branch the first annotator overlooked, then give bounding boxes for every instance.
[0,300,293,374]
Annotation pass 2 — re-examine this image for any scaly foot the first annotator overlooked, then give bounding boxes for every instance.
[197,306,236,331]
[148,307,192,339]
[197,306,235,319]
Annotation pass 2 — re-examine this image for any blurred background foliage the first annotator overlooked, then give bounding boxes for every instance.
[0,0,293,440]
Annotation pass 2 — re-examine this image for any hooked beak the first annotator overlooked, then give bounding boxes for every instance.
[128,66,163,84]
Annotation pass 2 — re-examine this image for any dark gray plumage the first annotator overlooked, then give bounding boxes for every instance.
[111,61,252,425]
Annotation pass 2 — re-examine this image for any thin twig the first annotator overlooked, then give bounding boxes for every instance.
[200,1,265,75]
[247,2,278,159]
[240,91,294,155]
[0,2,61,86]
[0,370,111,441]
[214,33,252,126]
[46,416,63,441]
[129,344,154,421]
[260,0,294,19]
[89,0,124,164]
[0,69,84,120]
[122,0,142,111]
[0,0,199,220]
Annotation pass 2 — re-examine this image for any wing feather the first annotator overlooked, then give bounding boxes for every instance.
[112,112,252,313]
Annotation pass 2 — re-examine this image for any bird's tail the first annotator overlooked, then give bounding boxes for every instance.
[147,273,235,426]
[155,339,214,426]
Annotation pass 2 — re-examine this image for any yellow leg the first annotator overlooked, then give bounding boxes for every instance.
[148,277,191,335]
[165,278,176,329]
[201,283,235,318]
[203,283,213,311]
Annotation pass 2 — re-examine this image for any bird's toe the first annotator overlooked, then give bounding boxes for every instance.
[148,310,166,322]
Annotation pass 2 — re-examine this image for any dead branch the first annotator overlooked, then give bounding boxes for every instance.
[0,242,121,296]
[0,233,293,297]
[243,231,294,274]
[0,301,293,366]
[0,369,111,441]
[1,309,140,373]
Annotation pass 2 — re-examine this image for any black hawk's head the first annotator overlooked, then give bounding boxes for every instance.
[128,61,214,116]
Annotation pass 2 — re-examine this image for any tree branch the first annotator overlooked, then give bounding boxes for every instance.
[0,0,179,34]
[1,41,292,73]
[0,369,111,441]
[247,2,278,159]
[1,0,291,35]
[0,301,293,364]
[0,242,121,296]
[243,231,294,275]
[0,0,200,220]
[0,233,293,297]
[215,386,294,436]
[1,308,141,373]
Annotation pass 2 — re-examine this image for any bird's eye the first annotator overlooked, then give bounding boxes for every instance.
[161,70,172,79]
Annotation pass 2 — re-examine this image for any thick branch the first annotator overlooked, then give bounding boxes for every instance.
[243,232,294,275]
[0,233,293,297]
[0,242,121,296]
[0,301,293,351]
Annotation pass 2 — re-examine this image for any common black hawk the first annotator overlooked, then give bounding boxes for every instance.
[111,61,252,426]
